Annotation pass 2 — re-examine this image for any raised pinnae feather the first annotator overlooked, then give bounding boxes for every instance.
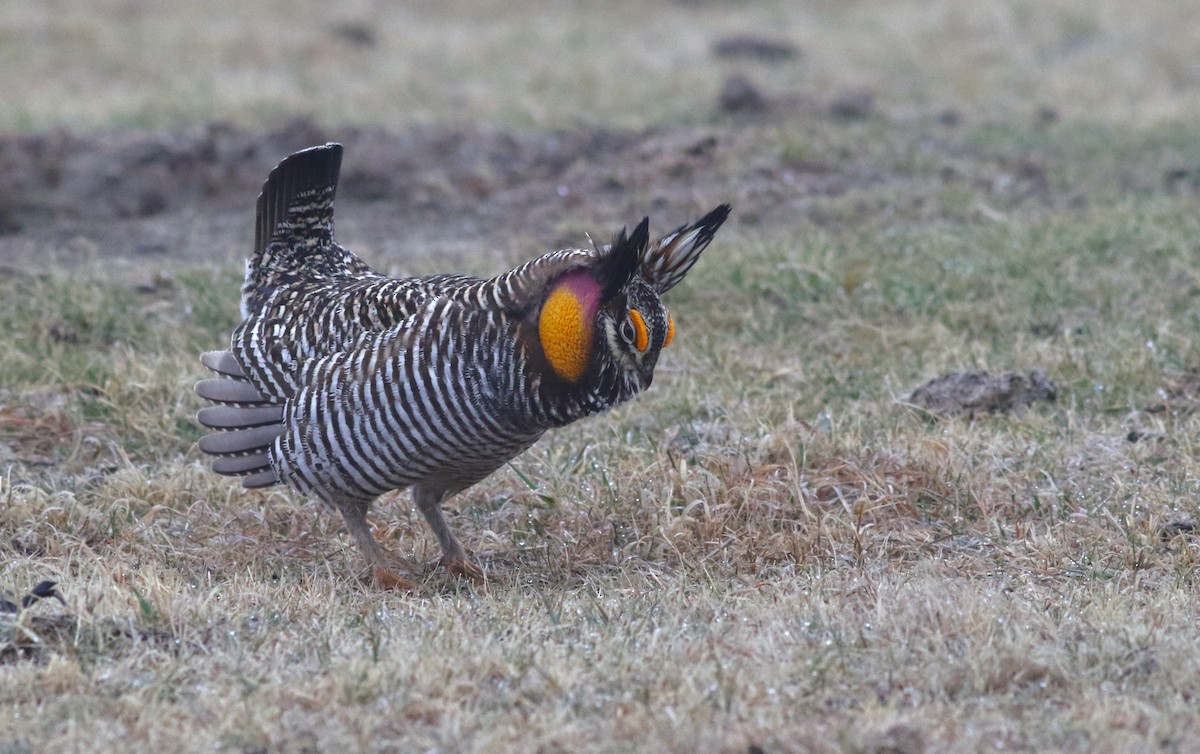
[596,217,650,300]
[640,203,731,294]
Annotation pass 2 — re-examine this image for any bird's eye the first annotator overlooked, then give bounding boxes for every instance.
[627,309,649,352]
[619,318,635,344]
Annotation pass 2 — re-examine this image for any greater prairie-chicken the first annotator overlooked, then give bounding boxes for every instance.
[195,143,730,587]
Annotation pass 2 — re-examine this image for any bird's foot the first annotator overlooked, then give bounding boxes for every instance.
[442,556,485,582]
[372,565,418,591]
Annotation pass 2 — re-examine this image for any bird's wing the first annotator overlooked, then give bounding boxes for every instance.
[197,300,434,489]
[229,276,436,402]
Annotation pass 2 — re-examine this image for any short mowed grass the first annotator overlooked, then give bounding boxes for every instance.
[4,116,1200,752]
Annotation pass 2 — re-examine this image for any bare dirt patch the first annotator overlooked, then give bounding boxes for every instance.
[0,111,1072,276]
[0,119,723,272]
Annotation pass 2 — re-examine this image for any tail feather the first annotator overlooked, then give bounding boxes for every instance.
[200,349,245,378]
[640,203,731,294]
[197,405,284,429]
[253,143,342,257]
[195,378,270,406]
[195,349,283,486]
[212,452,273,475]
[197,424,281,457]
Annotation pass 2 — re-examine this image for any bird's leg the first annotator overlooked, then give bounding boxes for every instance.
[334,498,416,590]
[412,485,484,581]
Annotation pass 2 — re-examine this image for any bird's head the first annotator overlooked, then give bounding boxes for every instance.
[596,275,672,391]
[537,218,674,396]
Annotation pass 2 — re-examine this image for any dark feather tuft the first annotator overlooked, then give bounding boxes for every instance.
[597,216,649,300]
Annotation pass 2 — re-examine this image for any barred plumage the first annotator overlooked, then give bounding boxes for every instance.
[196,142,730,587]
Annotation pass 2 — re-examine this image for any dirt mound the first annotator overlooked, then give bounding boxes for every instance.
[906,369,1057,417]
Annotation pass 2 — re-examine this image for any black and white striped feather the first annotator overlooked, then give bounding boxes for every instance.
[196,142,729,553]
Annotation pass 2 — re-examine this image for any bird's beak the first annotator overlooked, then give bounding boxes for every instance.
[638,365,655,390]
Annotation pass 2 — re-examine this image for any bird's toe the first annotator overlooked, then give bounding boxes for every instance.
[442,556,485,582]
[372,565,418,591]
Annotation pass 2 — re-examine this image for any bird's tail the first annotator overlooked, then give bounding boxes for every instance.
[240,143,370,318]
[640,204,732,294]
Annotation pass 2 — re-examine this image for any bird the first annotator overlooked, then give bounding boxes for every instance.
[0,580,64,614]
[194,142,730,588]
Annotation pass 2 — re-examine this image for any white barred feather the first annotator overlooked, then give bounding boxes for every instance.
[194,142,729,577]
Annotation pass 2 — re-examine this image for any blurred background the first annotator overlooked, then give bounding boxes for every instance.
[5,0,1200,131]
[4,0,1200,277]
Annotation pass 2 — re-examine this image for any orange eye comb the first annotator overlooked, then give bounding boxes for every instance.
[664,313,675,347]
[628,309,649,352]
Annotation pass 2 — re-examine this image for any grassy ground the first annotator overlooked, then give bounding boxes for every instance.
[5,1,1200,753]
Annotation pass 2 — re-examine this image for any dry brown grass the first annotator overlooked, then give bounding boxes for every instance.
[6,1,1200,752]
[4,434,1200,752]
[6,209,1200,750]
